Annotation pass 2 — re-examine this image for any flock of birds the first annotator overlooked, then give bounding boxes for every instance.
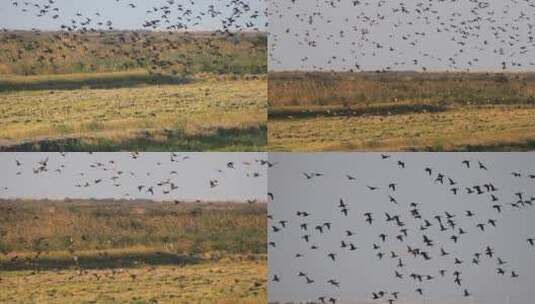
[0,152,268,287]
[6,0,535,72]
[0,152,268,203]
[268,154,535,304]
[269,0,535,72]
[9,0,266,32]
[3,0,266,74]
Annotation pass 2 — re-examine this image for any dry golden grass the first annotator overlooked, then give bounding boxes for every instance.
[0,257,266,304]
[269,71,535,107]
[0,71,267,151]
[268,71,535,151]
[0,31,266,76]
[269,105,535,151]
[0,199,266,254]
[0,199,267,303]
[0,30,267,151]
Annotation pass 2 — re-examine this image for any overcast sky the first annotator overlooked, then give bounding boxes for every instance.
[0,0,266,31]
[268,0,535,72]
[268,153,535,304]
[0,152,267,202]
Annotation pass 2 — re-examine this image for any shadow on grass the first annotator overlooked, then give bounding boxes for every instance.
[268,103,446,120]
[0,73,190,92]
[433,139,535,152]
[0,251,200,271]
[0,125,267,152]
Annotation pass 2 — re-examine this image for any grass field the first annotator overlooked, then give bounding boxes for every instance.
[0,71,266,151]
[0,199,267,303]
[268,71,535,151]
[1,257,265,304]
[0,31,266,76]
[0,31,267,151]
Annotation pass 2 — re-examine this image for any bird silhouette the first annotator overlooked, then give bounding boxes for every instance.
[268,154,533,303]
[269,0,535,71]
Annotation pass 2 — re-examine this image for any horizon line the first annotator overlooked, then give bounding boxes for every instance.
[1,27,267,33]
[0,197,268,204]
[268,69,535,74]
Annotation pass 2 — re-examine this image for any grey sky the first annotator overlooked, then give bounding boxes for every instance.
[268,153,535,304]
[268,0,535,72]
[1,0,266,31]
[0,152,267,202]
